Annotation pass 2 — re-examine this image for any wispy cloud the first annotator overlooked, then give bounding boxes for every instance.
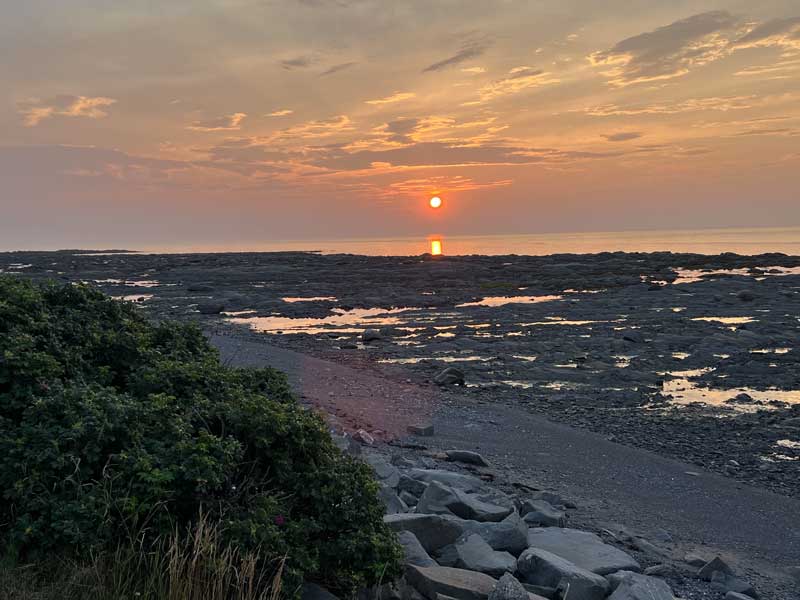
[731,16,800,51]
[280,55,317,70]
[423,39,491,72]
[187,113,247,131]
[461,67,487,74]
[266,109,294,117]
[365,92,416,105]
[18,95,117,126]
[602,132,643,142]
[582,95,760,116]
[320,61,357,76]
[589,11,740,86]
[466,66,559,104]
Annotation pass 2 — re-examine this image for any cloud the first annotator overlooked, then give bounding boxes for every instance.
[583,95,759,116]
[280,55,317,70]
[732,127,798,137]
[320,62,357,76]
[462,67,487,74]
[602,132,643,142]
[18,95,117,126]
[589,11,740,86]
[365,92,416,105]
[731,16,800,51]
[423,40,490,72]
[466,66,559,104]
[269,115,355,141]
[267,109,294,117]
[734,58,800,77]
[187,113,247,131]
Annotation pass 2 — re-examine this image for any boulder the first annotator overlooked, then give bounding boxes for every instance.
[409,424,435,436]
[416,481,513,523]
[379,485,408,515]
[405,565,496,600]
[710,572,757,598]
[447,534,517,578]
[353,429,375,446]
[527,491,577,509]
[737,290,756,302]
[365,454,401,488]
[446,450,490,467]
[197,302,225,315]
[398,531,438,567]
[434,367,466,386]
[519,500,566,527]
[401,491,420,507]
[363,329,383,342]
[606,572,674,600]
[621,330,644,344]
[489,574,529,600]
[301,583,340,600]
[399,474,429,497]
[725,593,756,600]
[407,469,485,492]
[527,528,640,575]
[517,548,608,600]
[462,511,529,556]
[385,514,466,553]
[697,556,734,581]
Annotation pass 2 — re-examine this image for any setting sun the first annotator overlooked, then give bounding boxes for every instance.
[429,196,442,209]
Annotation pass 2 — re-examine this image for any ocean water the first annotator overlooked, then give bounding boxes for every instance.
[141,226,800,256]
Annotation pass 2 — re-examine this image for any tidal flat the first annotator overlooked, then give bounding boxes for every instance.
[3,249,799,496]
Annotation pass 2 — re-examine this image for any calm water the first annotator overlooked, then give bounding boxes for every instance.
[140,227,800,256]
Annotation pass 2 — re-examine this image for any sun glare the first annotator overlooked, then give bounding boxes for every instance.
[429,196,442,209]
[430,239,443,255]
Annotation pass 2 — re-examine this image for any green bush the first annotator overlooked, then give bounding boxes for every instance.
[0,277,401,594]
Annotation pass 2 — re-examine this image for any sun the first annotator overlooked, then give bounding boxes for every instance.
[429,196,442,209]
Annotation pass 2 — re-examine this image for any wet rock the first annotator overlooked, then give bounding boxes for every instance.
[446,534,517,577]
[409,424,435,436]
[519,499,566,527]
[446,450,490,466]
[197,302,225,314]
[398,531,437,567]
[517,548,609,600]
[416,481,513,522]
[301,583,340,600]
[527,528,641,575]
[363,329,383,342]
[737,290,756,302]
[697,556,734,581]
[385,513,466,553]
[405,565,496,600]
[606,572,673,600]
[489,573,529,600]
[621,330,644,344]
[434,367,466,386]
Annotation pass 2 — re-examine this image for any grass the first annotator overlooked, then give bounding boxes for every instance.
[0,515,284,600]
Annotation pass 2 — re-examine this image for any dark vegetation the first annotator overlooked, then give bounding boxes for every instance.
[0,277,401,597]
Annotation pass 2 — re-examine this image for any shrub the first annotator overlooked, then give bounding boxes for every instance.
[0,277,401,594]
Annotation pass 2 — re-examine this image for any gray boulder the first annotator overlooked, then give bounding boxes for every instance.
[400,491,420,507]
[417,481,513,523]
[527,528,640,575]
[606,572,674,600]
[725,593,757,600]
[462,511,529,556]
[711,572,757,598]
[362,329,383,342]
[446,450,490,467]
[385,513,466,553]
[301,583,340,600]
[197,302,225,315]
[398,531,437,567]
[405,565,496,600]
[489,574,528,600]
[408,424,435,436]
[697,556,734,581]
[379,485,408,515]
[527,491,577,509]
[399,474,429,497]
[366,454,401,488]
[407,469,485,492]
[519,500,566,527]
[447,534,517,578]
[434,367,466,386]
[517,548,608,600]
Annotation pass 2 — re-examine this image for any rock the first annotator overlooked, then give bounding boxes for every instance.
[462,511,529,555]
[405,565,496,600]
[399,474,429,497]
[622,330,644,344]
[519,500,566,527]
[446,450,490,466]
[187,283,214,292]
[517,548,608,600]
[710,572,757,598]
[725,593,757,600]
[353,429,375,446]
[408,469,486,492]
[527,491,577,510]
[787,565,800,583]
[527,528,641,575]
[385,514,466,553]
[683,553,707,567]
[448,534,517,577]
[697,556,734,581]
[409,424,435,437]
[301,583,340,600]
[332,434,361,456]
[489,574,529,600]
[197,302,225,315]
[521,584,557,600]
[401,491,420,506]
[737,290,756,302]
[606,572,674,600]
[416,481,513,523]
[434,367,466,386]
[365,454,401,488]
[644,564,679,579]
[363,329,383,342]
[398,531,438,567]
[379,485,408,515]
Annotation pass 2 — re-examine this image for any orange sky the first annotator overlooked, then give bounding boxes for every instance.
[2,1,799,249]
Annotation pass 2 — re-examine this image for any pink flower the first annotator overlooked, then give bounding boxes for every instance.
[274,515,286,526]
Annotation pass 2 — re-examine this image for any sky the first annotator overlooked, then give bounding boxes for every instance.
[2,0,800,250]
